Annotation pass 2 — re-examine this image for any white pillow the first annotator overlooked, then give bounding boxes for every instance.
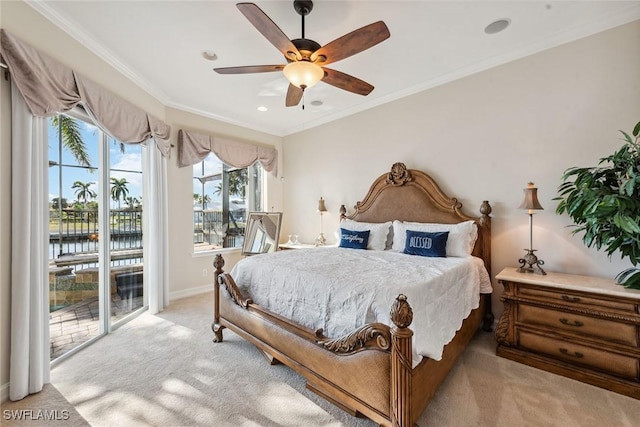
[339,220,392,251]
[391,220,478,257]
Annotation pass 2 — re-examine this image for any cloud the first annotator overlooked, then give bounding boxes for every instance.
[201,156,223,177]
[111,152,143,196]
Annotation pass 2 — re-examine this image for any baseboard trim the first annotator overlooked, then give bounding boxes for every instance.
[169,284,214,302]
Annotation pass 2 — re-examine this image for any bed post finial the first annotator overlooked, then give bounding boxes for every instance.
[391,294,413,328]
[339,204,347,221]
[480,200,492,218]
[386,162,413,185]
[214,253,225,273]
[390,294,414,427]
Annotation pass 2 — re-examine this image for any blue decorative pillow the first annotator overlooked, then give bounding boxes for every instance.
[339,228,370,250]
[403,230,449,257]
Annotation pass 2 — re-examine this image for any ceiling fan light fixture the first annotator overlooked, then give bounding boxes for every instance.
[283,61,324,89]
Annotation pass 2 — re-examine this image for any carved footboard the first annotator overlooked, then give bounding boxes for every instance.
[212,254,417,427]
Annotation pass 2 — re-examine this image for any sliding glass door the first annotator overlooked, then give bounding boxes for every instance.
[48,113,146,362]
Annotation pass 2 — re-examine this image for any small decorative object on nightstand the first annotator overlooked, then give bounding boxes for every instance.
[315,197,327,246]
[285,235,300,245]
[495,267,640,399]
[518,182,546,275]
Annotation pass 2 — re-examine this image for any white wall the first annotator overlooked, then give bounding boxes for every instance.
[281,20,640,316]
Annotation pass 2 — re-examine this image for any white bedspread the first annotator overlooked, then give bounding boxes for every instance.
[230,247,492,364]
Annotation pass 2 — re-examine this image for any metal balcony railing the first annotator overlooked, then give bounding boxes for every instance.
[49,208,143,267]
[193,209,245,249]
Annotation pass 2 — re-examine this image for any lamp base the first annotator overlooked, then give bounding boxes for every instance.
[315,233,326,247]
[518,249,546,275]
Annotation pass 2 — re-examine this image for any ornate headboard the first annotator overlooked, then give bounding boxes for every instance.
[339,163,492,275]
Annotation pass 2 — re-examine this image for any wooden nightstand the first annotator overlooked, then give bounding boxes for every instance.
[495,267,640,399]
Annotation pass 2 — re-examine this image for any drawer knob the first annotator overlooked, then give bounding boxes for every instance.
[561,295,581,303]
[559,318,584,327]
[559,348,584,358]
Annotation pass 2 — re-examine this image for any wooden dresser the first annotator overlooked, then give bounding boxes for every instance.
[495,268,640,399]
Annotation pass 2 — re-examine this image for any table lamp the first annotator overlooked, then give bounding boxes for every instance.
[315,197,327,246]
[518,182,546,275]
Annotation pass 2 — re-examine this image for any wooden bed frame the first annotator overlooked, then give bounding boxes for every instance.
[212,162,493,427]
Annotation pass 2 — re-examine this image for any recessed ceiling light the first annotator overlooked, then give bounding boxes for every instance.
[257,106,268,112]
[484,19,511,35]
[201,50,218,61]
[310,100,323,107]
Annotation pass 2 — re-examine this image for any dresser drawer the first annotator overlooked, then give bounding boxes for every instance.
[518,304,638,346]
[518,330,639,380]
[517,285,637,312]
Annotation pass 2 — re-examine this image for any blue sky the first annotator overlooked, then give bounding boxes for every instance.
[48,117,143,207]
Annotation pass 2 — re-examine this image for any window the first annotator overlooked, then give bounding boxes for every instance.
[193,155,263,252]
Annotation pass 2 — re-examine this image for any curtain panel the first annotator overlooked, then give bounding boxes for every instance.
[177,129,278,176]
[0,29,171,157]
[143,144,170,314]
[10,84,51,401]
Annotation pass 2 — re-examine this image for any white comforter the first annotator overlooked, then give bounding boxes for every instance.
[230,247,492,364]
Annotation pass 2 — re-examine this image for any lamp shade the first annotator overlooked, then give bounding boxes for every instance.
[317,197,327,212]
[283,61,324,89]
[518,182,543,212]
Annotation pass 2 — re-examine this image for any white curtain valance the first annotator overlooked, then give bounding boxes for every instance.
[178,129,278,176]
[0,29,171,157]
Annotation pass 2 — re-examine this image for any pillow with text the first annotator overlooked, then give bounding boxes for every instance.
[339,228,370,250]
[403,230,449,257]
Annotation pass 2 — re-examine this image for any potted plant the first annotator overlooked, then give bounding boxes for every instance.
[555,120,640,289]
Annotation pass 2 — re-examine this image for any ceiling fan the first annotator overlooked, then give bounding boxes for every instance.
[214,1,390,107]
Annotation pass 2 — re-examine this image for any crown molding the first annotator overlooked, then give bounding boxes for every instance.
[26,0,172,106]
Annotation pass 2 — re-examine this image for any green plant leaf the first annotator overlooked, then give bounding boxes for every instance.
[555,120,640,268]
[616,268,640,289]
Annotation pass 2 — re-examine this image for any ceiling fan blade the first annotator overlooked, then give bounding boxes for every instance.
[214,65,284,74]
[311,21,390,66]
[237,3,301,61]
[321,68,374,96]
[285,84,303,107]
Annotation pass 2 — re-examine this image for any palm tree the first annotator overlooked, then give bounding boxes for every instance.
[202,195,211,209]
[230,169,248,201]
[110,177,129,209]
[51,114,92,168]
[71,180,96,229]
[71,181,96,208]
[214,169,248,200]
[110,177,129,227]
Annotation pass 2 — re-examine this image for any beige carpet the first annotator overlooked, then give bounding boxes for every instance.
[2,292,638,426]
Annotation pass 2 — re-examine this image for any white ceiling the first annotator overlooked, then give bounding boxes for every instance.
[30,1,640,137]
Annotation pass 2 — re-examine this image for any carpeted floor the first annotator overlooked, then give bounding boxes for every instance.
[2,292,638,426]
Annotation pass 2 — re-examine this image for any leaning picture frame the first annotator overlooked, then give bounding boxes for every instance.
[241,212,283,256]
